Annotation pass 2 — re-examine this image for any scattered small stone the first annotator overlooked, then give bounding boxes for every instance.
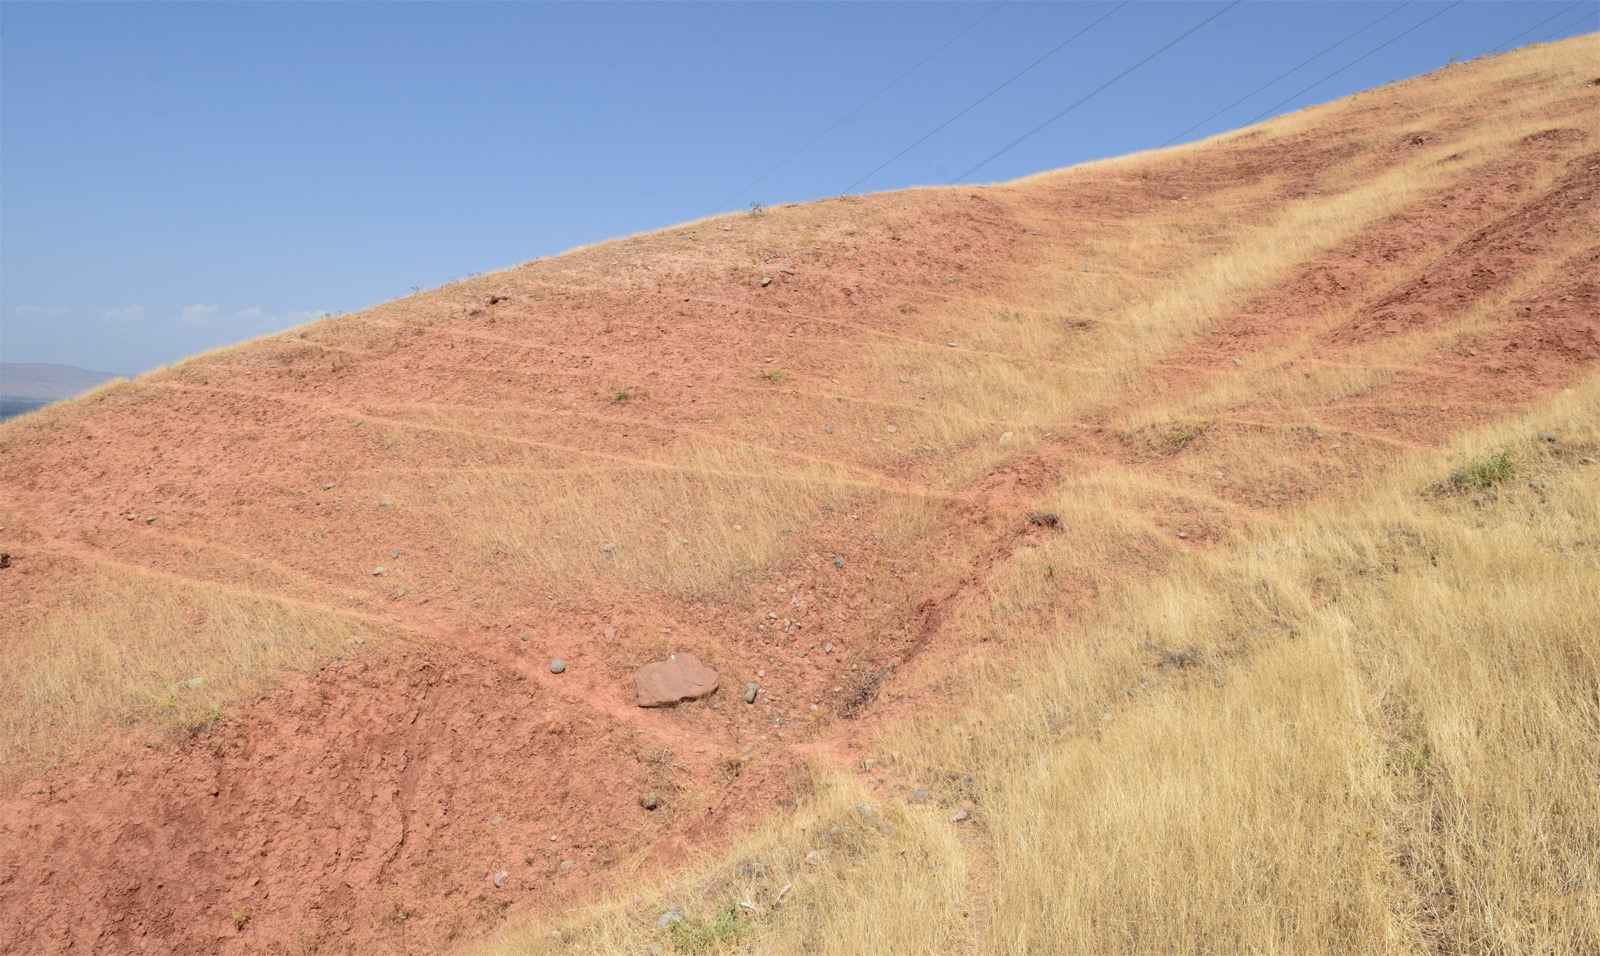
[323,483,335,490]
[550,659,566,674]
[833,556,844,568]
[520,632,529,641]
[600,541,617,552]
[950,809,971,824]
[885,424,897,434]
[1232,358,1243,367]
[394,586,407,598]
[1538,433,1556,442]
[184,677,205,690]
[1177,531,1189,539]
[804,850,824,867]
[390,549,399,559]
[760,277,773,287]
[372,566,387,575]
[641,791,659,810]
[656,908,683,928]
[999,431,1013,444]
[745,682,759,704]
[908,789,931,804]
[824,425,835,434]
[604,627,616,642]
[825,642,834,653]
[144,515,156,523]
[946,342,958,348]
[492,871,507,888]
[379,500,394,507]
[559,860,575,873]
[490,817,502,826]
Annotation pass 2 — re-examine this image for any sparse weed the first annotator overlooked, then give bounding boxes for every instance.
[760,369,789,384]
[665,904,753,952]
[1447,446,1517,492]
[611,388,633,403]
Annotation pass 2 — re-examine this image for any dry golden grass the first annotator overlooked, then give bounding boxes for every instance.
[0,543,389,782]
[484,364,1599,956]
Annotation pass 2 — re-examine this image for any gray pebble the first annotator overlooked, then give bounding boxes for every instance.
[950,809,971,823]
[641,791,659,810]
[559,860,575,872]
[656,909,683,928]
[600,541,617,552]
[490,817,502,826]
[745,682,759,704]
[390,549,399,559]
[492,870,507,888]
[1538,432,1556,442]
[908,789,932,804]
[833,556,844,568]
[550,659,566,674]
[372,566,387,576]
[804,850,824,867]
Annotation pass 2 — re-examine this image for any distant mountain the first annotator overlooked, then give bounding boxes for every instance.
[0,363,126,420]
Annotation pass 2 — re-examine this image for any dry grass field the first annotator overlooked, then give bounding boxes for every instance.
[0,34,1594,955]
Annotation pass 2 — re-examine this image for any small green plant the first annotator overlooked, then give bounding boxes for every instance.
[761,369,789,384]
[1383,726,1431,774]
[231,905,252,931]
[612,388,633,402]
[666,904,752,952]
[1449,446,1516,492]
[1168,421,1208,449]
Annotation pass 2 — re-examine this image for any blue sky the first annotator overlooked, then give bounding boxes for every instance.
[2,1,1594,375]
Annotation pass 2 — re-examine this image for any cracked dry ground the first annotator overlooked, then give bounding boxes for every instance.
[2,43,1596,954]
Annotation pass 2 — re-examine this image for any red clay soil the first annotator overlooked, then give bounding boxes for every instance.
[2,48,1597,954]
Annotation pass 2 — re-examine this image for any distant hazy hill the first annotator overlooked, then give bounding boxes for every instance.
[0,362,126,420]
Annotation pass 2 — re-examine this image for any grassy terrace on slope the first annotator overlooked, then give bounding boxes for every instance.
[488,362,1600,956]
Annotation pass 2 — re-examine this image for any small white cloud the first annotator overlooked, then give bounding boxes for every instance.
[181,303,220,325]
[14,304,68,316]
[102,305,147,322]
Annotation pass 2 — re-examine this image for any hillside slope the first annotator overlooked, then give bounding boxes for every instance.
[1,37,1595,954]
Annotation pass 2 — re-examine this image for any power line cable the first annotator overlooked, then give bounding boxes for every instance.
[1242,1,1462,127]
[953,1,1240,184]
[1486,1,1585,54]
[1536,7,1597,43]
[708,1,1008,216]
[842,0,1128,195]
[1160,1,1414,147]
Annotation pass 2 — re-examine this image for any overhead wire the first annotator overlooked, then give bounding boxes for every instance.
[1485,1,1586,54]
[841,0,1128,195]
[1241,1,1463,127]
[1159,1,1414,148]
[707,1,1008,216]
[952,0,1240,184]
[1536,8,1597,43]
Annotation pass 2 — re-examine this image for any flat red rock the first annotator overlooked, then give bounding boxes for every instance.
[635,653,719,708]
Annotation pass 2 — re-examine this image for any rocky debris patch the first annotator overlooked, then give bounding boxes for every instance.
[635,653,718,707]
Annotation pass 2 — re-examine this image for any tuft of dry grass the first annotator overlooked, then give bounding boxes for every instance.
[0,546,388,783]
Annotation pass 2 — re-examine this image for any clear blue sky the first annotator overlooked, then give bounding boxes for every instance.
[2,1,1594,375]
